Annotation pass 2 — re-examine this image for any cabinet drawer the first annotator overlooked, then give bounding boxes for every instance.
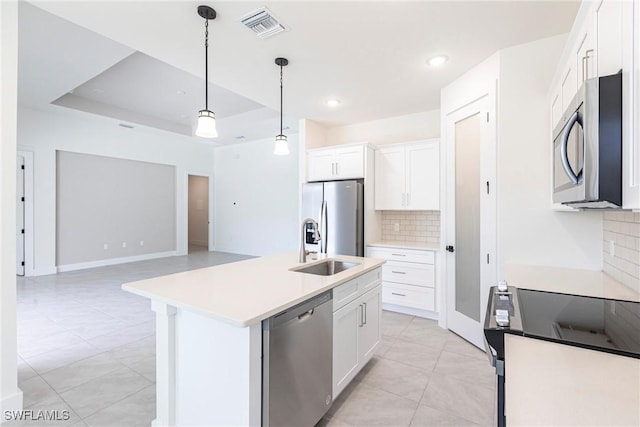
[367,247,434,264]
[358,268,381,293]
[382,283,435,311]
[382,262,434,287]
[333,279,359,312]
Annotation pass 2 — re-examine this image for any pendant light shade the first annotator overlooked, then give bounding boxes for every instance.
[274,57,289,155]
[274,134,289,155]
[195,6,218,139]
[196,110,217,138]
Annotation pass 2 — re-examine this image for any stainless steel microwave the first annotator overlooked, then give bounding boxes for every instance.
[552,73,622,208]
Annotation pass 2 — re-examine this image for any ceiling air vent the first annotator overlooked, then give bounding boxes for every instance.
[240,7,286,39]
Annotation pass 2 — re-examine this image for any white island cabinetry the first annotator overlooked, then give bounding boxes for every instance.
[332,268,382,398]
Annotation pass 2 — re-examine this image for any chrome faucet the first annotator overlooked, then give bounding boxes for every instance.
[299,218,321,263]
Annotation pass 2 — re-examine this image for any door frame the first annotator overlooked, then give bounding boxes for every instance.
[184,171,214,253]
[17,150,34,276]
[441,87,497,348]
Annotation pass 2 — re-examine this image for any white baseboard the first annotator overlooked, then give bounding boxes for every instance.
[57,251,177,273]
[28,267,57,277]
[0,389,23,415]
[382,303,439,321]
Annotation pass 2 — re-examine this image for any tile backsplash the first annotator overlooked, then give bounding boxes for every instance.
[381,210,440,243]
[603,211,640,292]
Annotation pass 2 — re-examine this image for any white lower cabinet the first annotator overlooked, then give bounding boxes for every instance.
[367,246,437,316]
[332,268,382,399]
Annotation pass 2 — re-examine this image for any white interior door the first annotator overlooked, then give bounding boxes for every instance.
[444,95,496,349]
[16,155,25,276]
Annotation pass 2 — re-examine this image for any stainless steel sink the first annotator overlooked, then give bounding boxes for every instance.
[292,259,360,276]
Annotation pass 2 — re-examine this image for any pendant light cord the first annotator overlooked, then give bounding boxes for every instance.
[204,19,209,110]
[280,64,283,135]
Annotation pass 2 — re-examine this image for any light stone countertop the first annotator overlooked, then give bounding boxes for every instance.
[122,252,385,328]
[368,241,440,251]
[505,264,640,302]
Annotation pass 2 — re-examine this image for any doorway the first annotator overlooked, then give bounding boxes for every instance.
[444,94,497,349]
[188,175,209,253]
[16,155,25,276]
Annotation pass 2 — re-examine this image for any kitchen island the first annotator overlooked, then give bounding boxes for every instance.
[122,252,385,427]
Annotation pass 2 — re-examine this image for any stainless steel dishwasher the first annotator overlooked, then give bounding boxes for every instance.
[262,291,333,427]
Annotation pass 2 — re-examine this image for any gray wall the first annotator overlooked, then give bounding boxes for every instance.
[56,150,176,266]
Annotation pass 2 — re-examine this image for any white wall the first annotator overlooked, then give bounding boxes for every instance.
[214,135,299,257]
[324,110,441,148]
[17,106,216,275]
[497,34,603,273]
[1,0,22,414]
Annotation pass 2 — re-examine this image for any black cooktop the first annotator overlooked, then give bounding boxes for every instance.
[485,287,640,359]
[517,289,640,358]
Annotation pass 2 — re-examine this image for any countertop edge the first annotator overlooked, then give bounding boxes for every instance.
[122,259,386,328]
[367,241,440,251]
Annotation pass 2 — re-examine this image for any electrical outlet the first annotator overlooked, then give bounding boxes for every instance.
[122,242,127,248]
[394,223,400,232]
[103,243,108,250]
[609,240,615,257]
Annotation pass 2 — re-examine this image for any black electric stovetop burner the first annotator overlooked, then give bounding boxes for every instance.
[517,289,640,357]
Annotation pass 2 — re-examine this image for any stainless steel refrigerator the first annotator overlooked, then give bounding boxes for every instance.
[301,180,364,256]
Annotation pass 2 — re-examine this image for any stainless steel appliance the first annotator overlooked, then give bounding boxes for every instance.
[262,291,333,427]
[552,73,622,208]
[301,180,364,256]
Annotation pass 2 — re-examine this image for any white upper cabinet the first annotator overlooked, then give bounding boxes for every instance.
[374,140,439,211]
[374,145,404,209]
[596,0,622,76]
[576,18,596,84]
[406,142,439,210]
[307,144,365,182]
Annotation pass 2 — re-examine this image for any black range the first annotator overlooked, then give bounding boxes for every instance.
[483,286,640,427]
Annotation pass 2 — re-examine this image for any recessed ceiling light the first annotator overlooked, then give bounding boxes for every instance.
[177,90,187,95]
[326,99,342,107]
[235,135,245,140]
[119,123,134,129]
[427,56,448,67]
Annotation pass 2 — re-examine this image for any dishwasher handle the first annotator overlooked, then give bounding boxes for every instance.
[265,291,332,329]
[298,309,315,321]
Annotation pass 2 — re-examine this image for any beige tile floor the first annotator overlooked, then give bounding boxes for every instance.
[7,251,497,427]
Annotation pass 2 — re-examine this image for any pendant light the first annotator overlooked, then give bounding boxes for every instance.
[195,5,218,138]
[274,57,289,155]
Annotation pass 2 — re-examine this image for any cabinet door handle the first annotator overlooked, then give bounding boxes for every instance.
[391,292,406,297]
[335,162,339,176]
[363,302,367,325]
[406,192,410,206]
[391,253,406,257]
[582,55,587,83]
[584,49,594,81]
[332,163,335,176]
[391,270,406,275]
[359,304,363,327]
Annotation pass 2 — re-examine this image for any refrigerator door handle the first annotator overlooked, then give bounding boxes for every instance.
[321,200,327,253]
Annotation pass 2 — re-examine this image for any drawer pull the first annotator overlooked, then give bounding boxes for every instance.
[391,253,406,257]
[391,270,406,275]
[391,292,406,297]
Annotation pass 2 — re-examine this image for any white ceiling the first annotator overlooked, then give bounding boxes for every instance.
[24,0,579,134]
